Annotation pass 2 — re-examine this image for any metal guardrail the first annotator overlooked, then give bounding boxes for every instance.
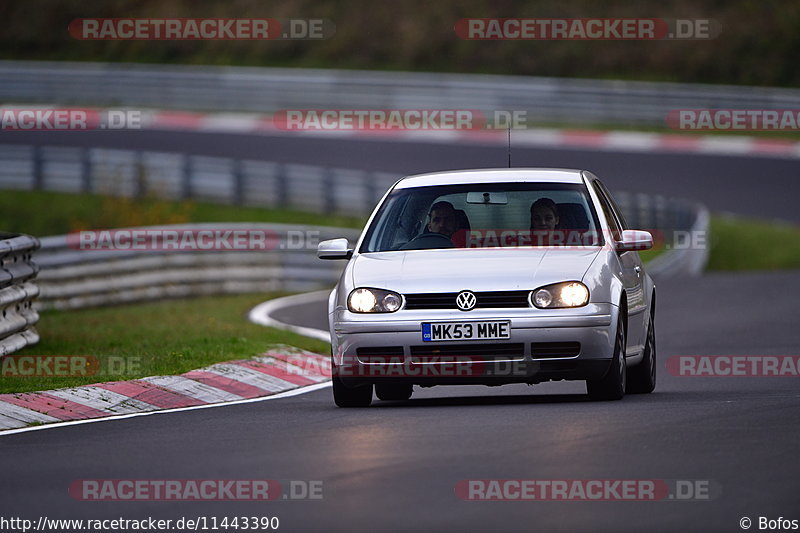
[32,202,706,313]
[1,141,708,314]
[34,224,361,310]
[2,60,799,126]
[0,233,41,356]
[0,144,398,216]
[31,198,706,312]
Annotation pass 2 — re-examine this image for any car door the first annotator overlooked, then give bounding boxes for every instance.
[591,180,647,355]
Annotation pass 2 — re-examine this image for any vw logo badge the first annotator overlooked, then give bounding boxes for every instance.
[456,290,477,311]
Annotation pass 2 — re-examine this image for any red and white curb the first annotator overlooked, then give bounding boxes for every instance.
[6,104,798,159]
[135,109,800,159]
[0,344,331,434]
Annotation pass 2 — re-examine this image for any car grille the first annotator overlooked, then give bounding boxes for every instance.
[530,342,581,358]
[404,291,531,310]
[410,343,525,361]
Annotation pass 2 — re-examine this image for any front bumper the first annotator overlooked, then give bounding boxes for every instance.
[331,303,618,387]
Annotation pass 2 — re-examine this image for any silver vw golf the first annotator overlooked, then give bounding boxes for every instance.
[318,169,656,407]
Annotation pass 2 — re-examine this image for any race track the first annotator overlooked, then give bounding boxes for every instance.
[1,130,799,532]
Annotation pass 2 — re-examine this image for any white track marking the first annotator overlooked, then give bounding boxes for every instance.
[248,290,332,343]
[0,382,331,437]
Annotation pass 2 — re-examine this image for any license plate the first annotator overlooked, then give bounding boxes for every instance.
[422,321,510,342]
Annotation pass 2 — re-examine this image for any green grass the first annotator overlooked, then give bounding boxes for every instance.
[636,248,664,264]
[706,215,800,271]
[0,293,330,394]
[0,190,366,237]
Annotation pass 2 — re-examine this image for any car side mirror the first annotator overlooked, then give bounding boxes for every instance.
[317,238,353,260]
[615,230,653,252]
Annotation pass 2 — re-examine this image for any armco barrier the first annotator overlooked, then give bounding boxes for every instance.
[30,193,708,312]
[0,233,41,355]
[34,224,360,310]
[2,146,708,309]
[2,60,800,127]
[0,144,398,216]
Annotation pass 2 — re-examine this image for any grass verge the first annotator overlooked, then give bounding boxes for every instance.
[0,190,366,237]
[1,293,329,394]
[707,215,800,271]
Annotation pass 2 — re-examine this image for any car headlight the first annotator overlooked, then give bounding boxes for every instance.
[530,282,589,309]
[348,288,402,313]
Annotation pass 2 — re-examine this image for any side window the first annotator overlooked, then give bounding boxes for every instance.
[591,182,622,241]
[597,181,629,230]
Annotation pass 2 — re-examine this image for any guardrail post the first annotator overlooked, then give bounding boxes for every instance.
[181,154,193,200]
[364,171,377,213]
[323,167,335,214]
[81,148,92,193]
[233,159,244,205]
[276,163,288,208]
[134,151,146,198]
[32,145,44,190]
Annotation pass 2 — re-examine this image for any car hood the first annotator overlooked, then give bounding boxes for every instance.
[351,248,601,293]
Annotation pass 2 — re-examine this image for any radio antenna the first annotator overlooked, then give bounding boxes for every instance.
[507,125,512,168]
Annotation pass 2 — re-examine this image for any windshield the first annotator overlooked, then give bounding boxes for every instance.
[360,182,603,253]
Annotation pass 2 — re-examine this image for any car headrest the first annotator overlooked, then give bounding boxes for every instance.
[555,203,590,231]
[454,209,471,231]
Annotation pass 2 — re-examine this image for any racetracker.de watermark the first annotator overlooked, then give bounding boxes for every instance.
[667,109,800,131]
[68,18,334,40]
[0,355,141,377]
[0,108,141,131]
[273,109,488,130]
[68,228,321,251]
[666,355,800,377]
[68,479,323,501]
[455,18,719,40]
[332,356,540,379]
[455,479,718,501]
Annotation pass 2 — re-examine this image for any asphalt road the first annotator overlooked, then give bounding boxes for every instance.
[2,270,799,532]
[2,130,800,532]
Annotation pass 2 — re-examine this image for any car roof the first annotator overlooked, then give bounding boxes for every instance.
[393,168,587,189]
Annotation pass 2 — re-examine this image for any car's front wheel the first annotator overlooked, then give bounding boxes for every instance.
[627,314,656,394]
[586,317,626,401]
[332,370,373,408]
[375,382,413,401]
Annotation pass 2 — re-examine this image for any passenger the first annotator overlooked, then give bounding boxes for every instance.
[426,201,457,238]
[530,198,560,231]
[530,198,560,245]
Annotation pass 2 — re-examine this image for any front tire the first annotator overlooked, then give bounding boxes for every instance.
[627,314,656,394]
[587,317,626,401]
[332,371,373,408]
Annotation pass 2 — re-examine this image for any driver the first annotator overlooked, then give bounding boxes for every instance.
[426,201,457,237]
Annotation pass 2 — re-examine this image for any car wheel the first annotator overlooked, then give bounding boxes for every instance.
[586,317,626,401]
[627,314,656,394]
[332,366,373,408]
[375,382,413,401]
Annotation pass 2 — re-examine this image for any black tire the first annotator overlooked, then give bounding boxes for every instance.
[332,372,373,408]
[627,314,656,394]
[375,382,413,401]
[587,316,627,401]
